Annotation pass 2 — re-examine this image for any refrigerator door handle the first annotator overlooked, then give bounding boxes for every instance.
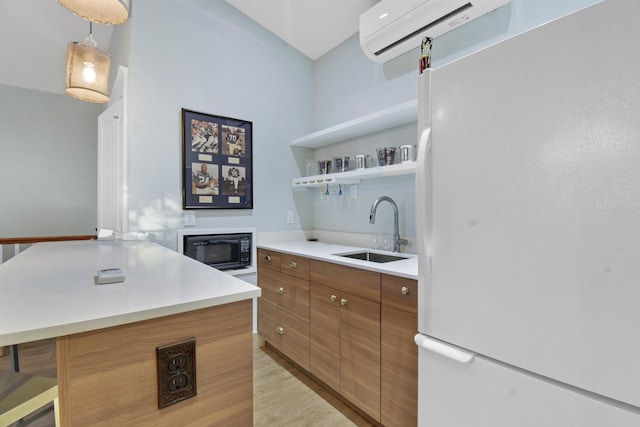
[415,127,432,275]
[415,333,476,363]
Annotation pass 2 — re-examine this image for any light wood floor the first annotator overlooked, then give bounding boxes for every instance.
[0,340,372,426]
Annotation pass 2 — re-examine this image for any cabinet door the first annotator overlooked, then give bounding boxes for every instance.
[381,275,418,427]
[340,292,381,422]
[309,283,341,391]
[258,267,310,322]
[258,299,309,370]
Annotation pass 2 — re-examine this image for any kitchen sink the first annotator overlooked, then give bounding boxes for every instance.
[335,251,409,263]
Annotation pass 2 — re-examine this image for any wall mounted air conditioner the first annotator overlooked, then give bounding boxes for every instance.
[360,0,510,63]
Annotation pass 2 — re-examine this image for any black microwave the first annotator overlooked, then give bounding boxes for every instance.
[183,232,252,271]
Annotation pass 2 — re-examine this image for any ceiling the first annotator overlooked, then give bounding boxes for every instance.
[0,0,377,96]
[225,0,379,60]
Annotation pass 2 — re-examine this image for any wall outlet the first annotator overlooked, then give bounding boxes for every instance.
[184,212,196,227]
[156,338,196,409]
[287,211,295,224]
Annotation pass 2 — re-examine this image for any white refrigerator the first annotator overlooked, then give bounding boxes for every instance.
[415,0,640,425]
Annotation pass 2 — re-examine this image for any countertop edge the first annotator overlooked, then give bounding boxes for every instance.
[257,241,418,280]
[0,288,261,347]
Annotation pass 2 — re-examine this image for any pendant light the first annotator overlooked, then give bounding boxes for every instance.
[58,0,129,25]
[65,23,111,103]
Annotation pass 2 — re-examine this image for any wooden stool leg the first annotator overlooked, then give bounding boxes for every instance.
[54,396,60,427]
[9,344,19,371]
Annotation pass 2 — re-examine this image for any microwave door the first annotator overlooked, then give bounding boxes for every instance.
[195,244,206,263]
[208,239,237,269]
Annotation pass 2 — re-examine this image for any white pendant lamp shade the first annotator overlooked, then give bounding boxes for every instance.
[65,41,111,103]
[58,0,129,25]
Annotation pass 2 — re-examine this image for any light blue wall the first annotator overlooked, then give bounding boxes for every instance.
[0,85,101,238]
[105,0,601,249]
[315,0,602,128]
[0,0,601,250]
[309,0,601,240]
[119,0,315,248]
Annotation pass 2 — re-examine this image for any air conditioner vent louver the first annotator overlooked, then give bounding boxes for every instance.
[360,0,510,63]
[374,3,473,57]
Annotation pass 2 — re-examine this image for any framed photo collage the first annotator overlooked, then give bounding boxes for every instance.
[181,109,253,209]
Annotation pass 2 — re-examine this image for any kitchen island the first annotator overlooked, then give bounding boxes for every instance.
[0,239,261,426]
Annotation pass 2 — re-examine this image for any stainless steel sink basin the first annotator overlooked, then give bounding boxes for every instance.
[335,251,409,263]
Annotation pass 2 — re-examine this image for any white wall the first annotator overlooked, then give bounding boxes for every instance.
[0,85,101,238]
[305,0,601,243]
[314,0,603,129]
[0,0,605,285]
[117,0,315,249]
[0,0,600,248]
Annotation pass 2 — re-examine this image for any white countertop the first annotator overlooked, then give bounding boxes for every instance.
[0,240,261,346]
[257,240,418,280]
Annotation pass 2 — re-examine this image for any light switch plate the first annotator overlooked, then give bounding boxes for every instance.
[184,212,195,227]
[287,211,295,224]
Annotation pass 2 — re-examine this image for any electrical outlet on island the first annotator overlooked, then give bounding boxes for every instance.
[156,338,196,409]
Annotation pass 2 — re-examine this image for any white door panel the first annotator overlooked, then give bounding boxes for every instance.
[418,342,640,427]
[423,0,640,407]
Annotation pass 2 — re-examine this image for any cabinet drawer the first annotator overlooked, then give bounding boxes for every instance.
[258,299,309,370]
[258,267,310,321]
[310,260,380,302]
[280,253,310,280]
[257,248,281,272]
[381,274,417,314]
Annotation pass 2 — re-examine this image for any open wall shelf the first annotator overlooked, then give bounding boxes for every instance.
[290,100,418,189]
[292,162,416,188]
[291,100,418,149]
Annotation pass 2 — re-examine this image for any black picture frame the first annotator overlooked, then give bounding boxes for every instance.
[181,108,253,209]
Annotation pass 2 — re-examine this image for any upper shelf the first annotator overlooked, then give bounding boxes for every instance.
[292,161,416,188]
[291,99,418,149]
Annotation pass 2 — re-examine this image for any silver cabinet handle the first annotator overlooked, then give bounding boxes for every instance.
[340,298,347,306]
[276,326,285,335]
[401,286,409,295]
[330,294,337,302]
[276,286,285,294]
[289,261,298,269]
[265,255,271,262]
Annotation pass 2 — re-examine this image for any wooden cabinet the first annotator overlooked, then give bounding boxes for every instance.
[309,283,341,391]
[381,274,418,427]
[258,249,418,426]
[340,290,381,420]
[58,301,254,426]
[310,260,382,422]
[257,248,310,370]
